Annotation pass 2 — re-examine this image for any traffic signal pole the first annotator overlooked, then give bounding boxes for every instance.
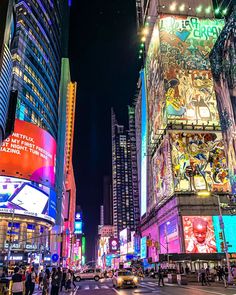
[216,194,233,284]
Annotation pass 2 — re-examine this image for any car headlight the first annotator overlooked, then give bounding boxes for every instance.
[117,277,123,284]
[133,276,138,283]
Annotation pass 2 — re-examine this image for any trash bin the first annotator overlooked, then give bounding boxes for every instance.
[168,273,178,284]
[177,274,188,285]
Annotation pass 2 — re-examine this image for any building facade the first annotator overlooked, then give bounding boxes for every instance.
[0,0,70,263]
[135,0,234,268]
[0,0,16,144]
[111,108,139,238]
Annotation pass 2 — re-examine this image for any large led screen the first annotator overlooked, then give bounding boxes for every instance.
[170,132,230,193]
[140,237,147,259]
[119,228,128,255]
[0,119,56,188]
[0,176,56,222]
[151,137,174,209]
[210,13,236,194]
[159,16,224,126]
[159,216,180,254]
[183,216,216,253]
[213,216,236,253]
[140,69,147,216]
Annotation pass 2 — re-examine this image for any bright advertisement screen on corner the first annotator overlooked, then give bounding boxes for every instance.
[0,176,56,222]
[0,119,56,188]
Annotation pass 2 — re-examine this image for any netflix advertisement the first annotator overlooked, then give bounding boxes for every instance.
[0,119,56,188]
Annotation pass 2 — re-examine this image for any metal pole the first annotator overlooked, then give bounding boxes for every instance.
[216,194,233,284]
[6,209,15,268]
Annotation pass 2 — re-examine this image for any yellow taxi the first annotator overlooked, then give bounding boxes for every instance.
[112,270,139,288]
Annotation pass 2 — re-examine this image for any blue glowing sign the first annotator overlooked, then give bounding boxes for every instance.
[140,237,147,259]
[213,216,236,253]
[141,69,147,216]
[74,221,83,234]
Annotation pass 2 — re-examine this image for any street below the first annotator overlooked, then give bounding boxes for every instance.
[34,278,236,295]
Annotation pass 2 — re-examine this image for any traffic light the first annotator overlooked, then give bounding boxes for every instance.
[146,239,152,247]
[154,242,160,250]
[220,242,224,252]
[219,232,223,240]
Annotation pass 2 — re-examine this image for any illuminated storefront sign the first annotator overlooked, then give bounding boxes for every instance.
[140,237,147,259]
[0,119,57,188]
[74,221,83,234]
[0,176,56,222]
[182,216,217,253]
[140,69,147,216]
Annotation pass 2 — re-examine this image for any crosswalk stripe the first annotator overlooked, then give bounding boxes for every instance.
[140,283,156,290]
[101,285,109,289]
[84,285,90,290]
[94,285,99,289]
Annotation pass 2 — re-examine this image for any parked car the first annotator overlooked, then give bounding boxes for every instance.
[75,269,102,282]
[113,270,139,288]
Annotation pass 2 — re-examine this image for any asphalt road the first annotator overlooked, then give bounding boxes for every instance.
[45,278,236,295]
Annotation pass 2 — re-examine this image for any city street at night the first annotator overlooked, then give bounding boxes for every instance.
[45,279,236,295]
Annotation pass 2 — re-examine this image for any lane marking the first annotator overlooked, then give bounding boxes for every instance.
[94,285,99,289]
[140,283,156,290]
[73,286,79,294]
[101,285,109,289]
[84,285,90,290]
[112,287,121,294]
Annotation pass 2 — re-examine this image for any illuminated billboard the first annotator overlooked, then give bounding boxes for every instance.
[0,176,56,222]
[74,221,83,234]
[0,119,56,188]
[151,137,174,209]
[183,216,217,253]
[210,13,236,194]
[159,216,180,254]
[213,216,236,253]
[159,16,224,126]
[170,132,230,193]
[109,237,119,253]
[119,228,128,255]
[140,69,147,216]
[140,237,147,259]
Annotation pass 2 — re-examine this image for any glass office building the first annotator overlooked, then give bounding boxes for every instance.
[11,0,65,138]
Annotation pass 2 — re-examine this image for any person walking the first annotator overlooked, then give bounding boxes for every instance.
[60,269,66,292]
[205,266,211,286]
[222,266,228,288]
[42,269,50,295]
[10,267,24,295]
[65,269,72,291]
[51,267,61,295]
[158,266,164,287]
[70,270,76,289]
[200,267,206,286]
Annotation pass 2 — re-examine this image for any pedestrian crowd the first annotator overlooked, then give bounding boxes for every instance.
[9,266,77,295]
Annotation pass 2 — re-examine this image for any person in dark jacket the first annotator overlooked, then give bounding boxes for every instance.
[158,266,164,286]
[60,269,66,291]
[51,267,61,295]
[10,267,24,295]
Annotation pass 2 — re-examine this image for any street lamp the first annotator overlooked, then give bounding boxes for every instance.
[197,190,233,283]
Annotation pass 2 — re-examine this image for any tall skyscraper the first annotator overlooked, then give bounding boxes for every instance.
[0,0,70,262]
[0,0,16,144]
[111,108,139,238]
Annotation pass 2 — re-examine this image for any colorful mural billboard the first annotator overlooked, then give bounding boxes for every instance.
[151,136,174,209]
[183,216,217,253]
[159,15,224,126]
[210,10,236,193]
[0,119,56,188]
[159,216,180,254]
[170,132,230,193]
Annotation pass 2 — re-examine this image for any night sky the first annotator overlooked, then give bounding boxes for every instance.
[69,0,140,261]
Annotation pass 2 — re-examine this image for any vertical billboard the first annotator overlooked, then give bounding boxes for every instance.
[119,228,128,255]
[140,69,147,216]
[140,236,147,259]
[159,216,180,254]
[183,216,217,253]
[159,16,224,126]
[151,136,174,209]
[170,132,230,193]
[210,12,236,193]
[213,216,236,253]
[0,119,57,188]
